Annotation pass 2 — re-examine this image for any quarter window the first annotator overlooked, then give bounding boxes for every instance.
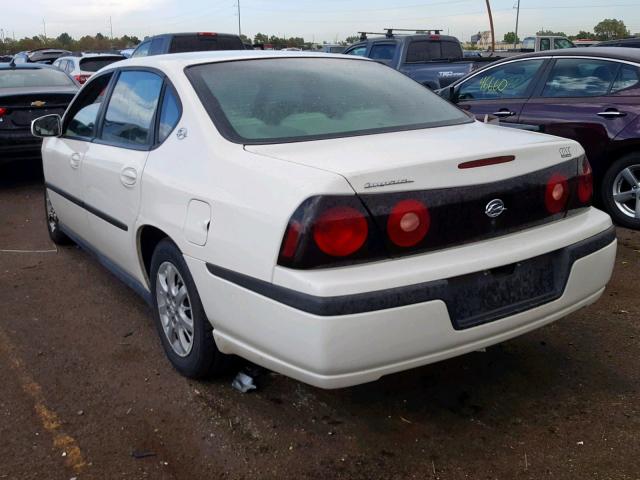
[157,85,181,143]
[541,58,619,98]
[611,64,640,95]
[457,59,545,100]
[100,71,163,147]
[64,73,113,139]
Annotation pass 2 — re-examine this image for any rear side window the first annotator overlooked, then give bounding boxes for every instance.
[150,38,165,55]
[542,58,619,98]
[611,64,640,95]
[64,73,112,138]
[157,86,181,143]
[370,44,396,61]
[79,57,123,72]
[101,71,163,146]
[169,35,243,53]
[539,38,551,51]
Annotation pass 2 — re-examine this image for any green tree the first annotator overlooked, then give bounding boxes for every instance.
[503,32,520,44]
[56,32,73,47]
[345,35,360,44]
[594,18,630,40]
[254,32,269,44]
[572,30,595,40]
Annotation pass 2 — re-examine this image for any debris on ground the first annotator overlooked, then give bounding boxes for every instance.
[131,450,157,459]
[232,372,257,393]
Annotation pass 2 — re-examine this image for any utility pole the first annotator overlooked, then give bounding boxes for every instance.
[514,0,521,48]
[485,0,495,52]
[42,18,46,44]
[109,16,114,41]
[237,0,241,37]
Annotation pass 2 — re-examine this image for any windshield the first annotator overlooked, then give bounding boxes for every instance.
[0,68,74,88]
[187,58,471,144]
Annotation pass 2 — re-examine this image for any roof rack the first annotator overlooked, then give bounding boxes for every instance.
[358,28,443,41]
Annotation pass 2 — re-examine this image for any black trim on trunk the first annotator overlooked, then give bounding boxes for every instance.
[45,182,128,232]
[206,226,616,323]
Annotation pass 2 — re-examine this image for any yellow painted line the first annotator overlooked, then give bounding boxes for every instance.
[0,327,87,474]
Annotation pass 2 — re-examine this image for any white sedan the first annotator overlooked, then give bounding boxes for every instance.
[32,51,616,389]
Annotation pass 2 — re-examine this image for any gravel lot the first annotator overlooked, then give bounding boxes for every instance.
[1,161,639,480]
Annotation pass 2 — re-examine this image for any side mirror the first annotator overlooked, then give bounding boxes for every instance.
[31,114,62,138]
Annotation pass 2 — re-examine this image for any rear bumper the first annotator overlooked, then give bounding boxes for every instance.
[0,131,42,163]
[187,209,616,389]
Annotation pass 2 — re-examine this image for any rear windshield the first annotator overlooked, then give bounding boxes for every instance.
[0,68,74,88]
[169,35,244,53]
[187,58,471,144]
[79,57,124,72]
[405,40,462,62]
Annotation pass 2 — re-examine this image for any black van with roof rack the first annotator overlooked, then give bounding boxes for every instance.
[131,32,247,58]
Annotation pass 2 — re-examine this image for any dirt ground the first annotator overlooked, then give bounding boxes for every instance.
[0,161,639,480]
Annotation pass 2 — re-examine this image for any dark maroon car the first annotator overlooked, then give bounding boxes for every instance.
[439,47,640,229]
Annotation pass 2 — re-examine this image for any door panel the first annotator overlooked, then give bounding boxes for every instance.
[43,137,89,236]
[82,143,149,275]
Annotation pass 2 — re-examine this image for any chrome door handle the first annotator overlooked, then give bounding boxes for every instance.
[492,110,516,118]
[597,110,627,118]
[70,153,81,169]
[120,167,138,187]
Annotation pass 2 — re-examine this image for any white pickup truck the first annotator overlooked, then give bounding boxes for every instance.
[499,35,576,57]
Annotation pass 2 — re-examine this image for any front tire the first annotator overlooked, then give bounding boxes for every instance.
[44,188,71,245]
[150,239,232,378]
[601,154,640,230]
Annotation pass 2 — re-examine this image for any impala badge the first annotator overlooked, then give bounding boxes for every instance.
[485,199,506,218]
[31,100,46,108]
[559,146,572,158]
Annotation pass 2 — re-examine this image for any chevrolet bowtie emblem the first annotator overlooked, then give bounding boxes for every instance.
[31,100,46,108]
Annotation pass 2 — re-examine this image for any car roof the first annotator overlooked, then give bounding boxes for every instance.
[0,63,56,70]
[490,47,640,65]
[103,49,368,72]
[145,32,240,39]
[597,38,640,45]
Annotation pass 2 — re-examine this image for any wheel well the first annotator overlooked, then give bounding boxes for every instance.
[138,225,169,279]
[600,144,640,177]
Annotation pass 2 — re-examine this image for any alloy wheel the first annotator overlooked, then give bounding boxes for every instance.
[612,165,640,220]
[156,261,194,357]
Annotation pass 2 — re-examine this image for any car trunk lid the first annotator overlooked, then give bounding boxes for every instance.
[0,88,75,129]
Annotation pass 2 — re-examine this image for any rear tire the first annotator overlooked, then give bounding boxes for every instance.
[44,188,72,245]
[601,154,640,230]
[150,239,233,378]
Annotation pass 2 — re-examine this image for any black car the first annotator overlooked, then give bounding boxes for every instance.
[131,32,245,58]
[0,62,77,164]
[595,38,640,49]
[13,48,72,65]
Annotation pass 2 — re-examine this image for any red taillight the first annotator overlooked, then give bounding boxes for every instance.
[430,34,441,40]
[313,206,368,257]
[545,174,569,214]
[74,74,90,84]
[578,158,593,204]
[0,107,7,117]
[198,32,218,36]
[280,221,301,260]
[387,199,430,247]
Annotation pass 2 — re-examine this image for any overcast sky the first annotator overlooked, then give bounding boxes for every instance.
[1,0,639,43]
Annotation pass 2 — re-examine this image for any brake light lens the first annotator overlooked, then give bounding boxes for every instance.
[313,206,368,257]
[545,173,569,214]
[280,221,301,260]
[74,74,90,84]
[387,199,430,247]
[0,107,6,117]
[198,32,218,36]
[577,157,593,204]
